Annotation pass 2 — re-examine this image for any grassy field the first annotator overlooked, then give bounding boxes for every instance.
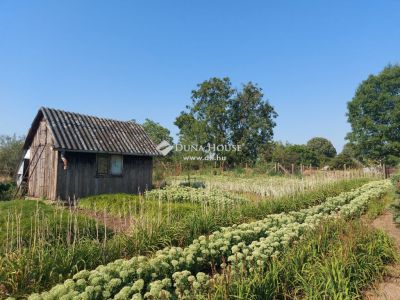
[0,174,394,299]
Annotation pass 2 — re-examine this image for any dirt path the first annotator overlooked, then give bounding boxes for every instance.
[77,208,135,233]
[364,211,400,300]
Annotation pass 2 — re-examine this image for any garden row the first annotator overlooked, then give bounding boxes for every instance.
[27,180,391,300]
[210,217,397,299]
[145,186,247,206]
[170,170,377,197]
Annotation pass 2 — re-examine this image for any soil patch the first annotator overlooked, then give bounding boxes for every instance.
[77,208,134,233]
[364,211,400,300]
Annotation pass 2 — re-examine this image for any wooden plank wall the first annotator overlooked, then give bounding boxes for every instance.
[56,152,153,200]
[28,120,58,199]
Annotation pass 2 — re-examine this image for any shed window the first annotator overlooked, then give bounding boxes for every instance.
[110,155,123,175]
[97,155,109,175]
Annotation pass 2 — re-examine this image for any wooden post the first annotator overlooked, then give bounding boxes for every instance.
[291,164,294,174]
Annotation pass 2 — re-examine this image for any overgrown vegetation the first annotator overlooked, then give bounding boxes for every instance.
[0,200,113,296]
[0,135,24,178]
[390,170,400,224]
[0,178,369,297]
[27,180,391,299]
[211,219,397,299]
[170,171,373,198]
[0,181,16,201]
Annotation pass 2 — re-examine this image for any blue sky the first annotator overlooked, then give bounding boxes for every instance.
[1,1,399,152]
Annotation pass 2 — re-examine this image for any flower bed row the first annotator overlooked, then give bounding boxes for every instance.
[28,180,390,300]
[145,186,247,206]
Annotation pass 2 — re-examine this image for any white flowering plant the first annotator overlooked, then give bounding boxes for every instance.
[145,186,247,206]
[28,180,390,300]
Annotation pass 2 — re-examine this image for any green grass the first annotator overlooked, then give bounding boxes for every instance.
[0,199,110,250]
[210,219,397,300]
[389,177,400,225]
[0,200,113,298]
[78,193,200,219]
[366,191,394,220]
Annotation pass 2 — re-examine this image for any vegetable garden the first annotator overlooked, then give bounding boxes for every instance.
[26,180,393,299]
[0,174,397,299]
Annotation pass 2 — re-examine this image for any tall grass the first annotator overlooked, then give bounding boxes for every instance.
[210,219,397,299]
[0,200,112,297]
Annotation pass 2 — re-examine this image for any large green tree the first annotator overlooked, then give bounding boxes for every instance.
[142,119,173,145]
[175,77,234,147]
[230,82,277,164]
[175,77,277,165]
[347,65,400,164]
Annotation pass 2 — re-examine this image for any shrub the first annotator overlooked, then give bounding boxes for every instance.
[0,181,16,201]
[391,173,400,193]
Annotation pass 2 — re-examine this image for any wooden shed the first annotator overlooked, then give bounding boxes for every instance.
[20,107,161,200]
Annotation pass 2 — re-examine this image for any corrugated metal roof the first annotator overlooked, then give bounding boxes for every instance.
[24,107,161,156]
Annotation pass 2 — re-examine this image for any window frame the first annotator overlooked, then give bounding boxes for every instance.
[96,154,124,177]
[96,154,109,176]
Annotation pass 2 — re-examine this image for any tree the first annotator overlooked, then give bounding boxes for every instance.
[347,65,400,165]
[229,82,277,164]
[142,119,173,145]
[272,143,319,168]
[175,77,234,147]
[175,77,277,165]
[330,153,356,169]
[341,143,357,158]
[306,137,337,165]
[0,135,24,177]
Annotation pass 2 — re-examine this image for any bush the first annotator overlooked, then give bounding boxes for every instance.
[0,181,15,200]
[178,181,205,189]
[0,135,24,177]
[391,173,400,193]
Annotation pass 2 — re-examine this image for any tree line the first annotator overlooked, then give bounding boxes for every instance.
[0,64,399,179]
[145,64,400,170]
